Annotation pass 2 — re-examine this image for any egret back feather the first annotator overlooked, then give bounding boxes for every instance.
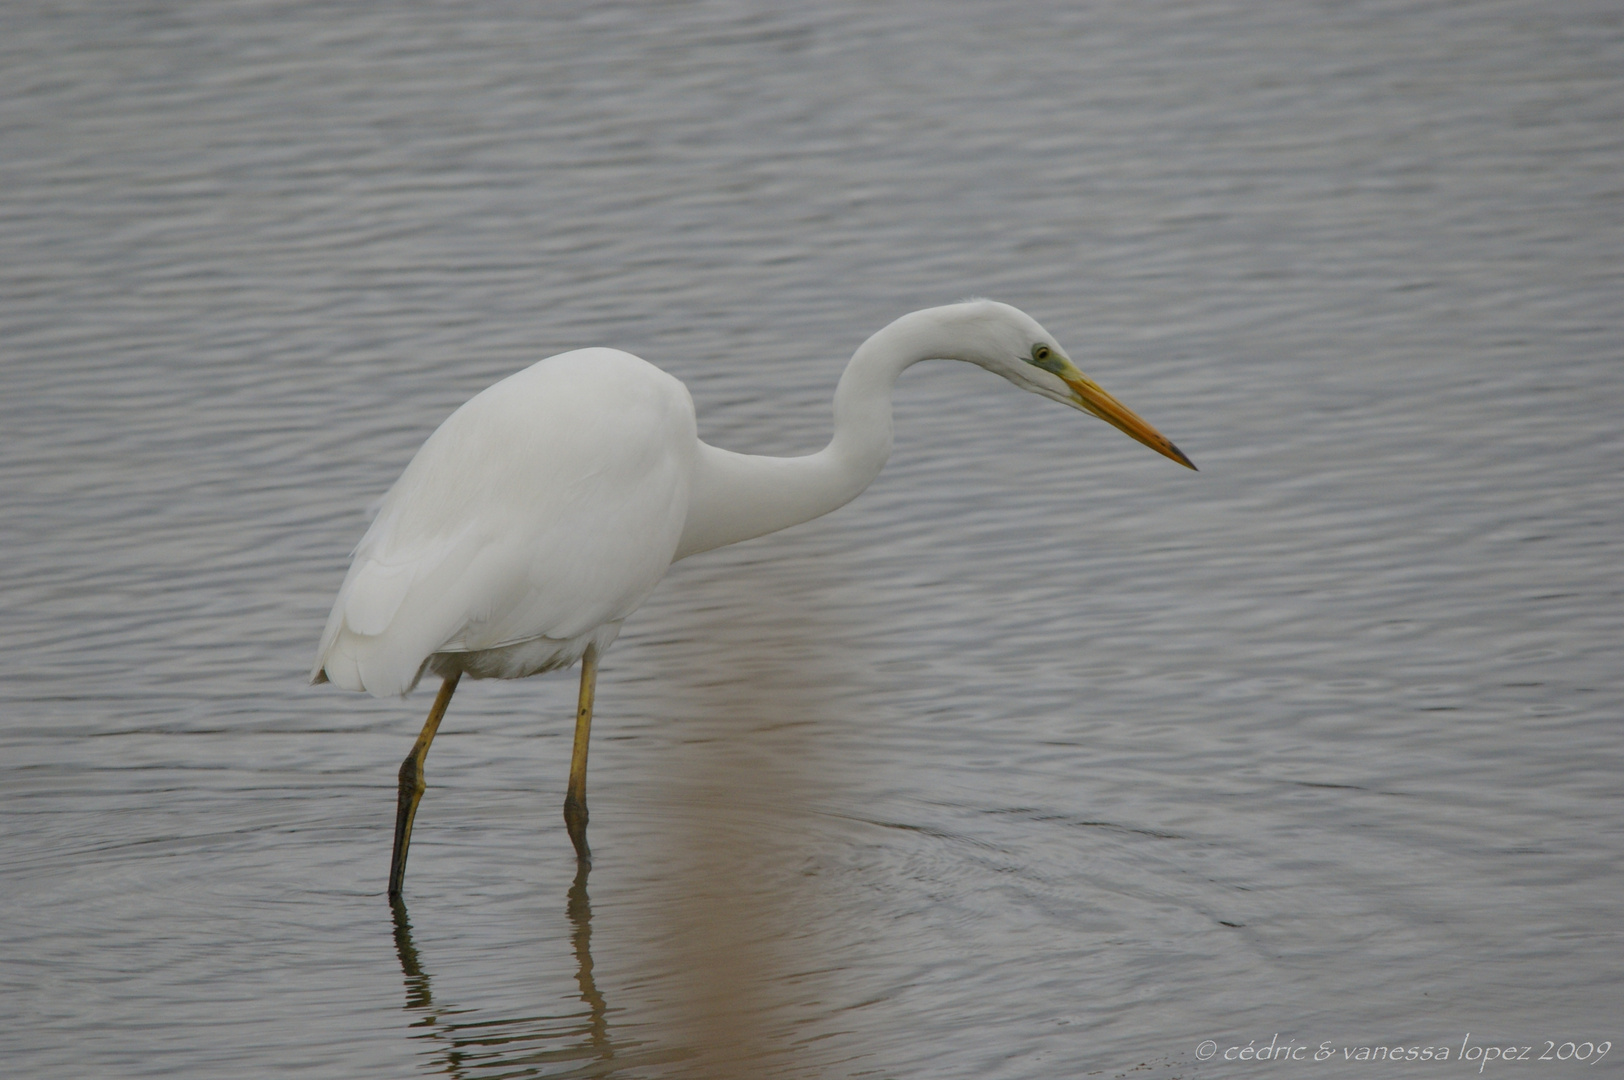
[312,349,696,696]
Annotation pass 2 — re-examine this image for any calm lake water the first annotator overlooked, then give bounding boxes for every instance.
[3,2,1620,1077]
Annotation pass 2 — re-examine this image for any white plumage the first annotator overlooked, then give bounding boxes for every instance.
[310,301,1193,896]
[313,349,696,696]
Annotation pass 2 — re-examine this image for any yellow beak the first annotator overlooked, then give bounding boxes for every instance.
[1058,366,1196,470]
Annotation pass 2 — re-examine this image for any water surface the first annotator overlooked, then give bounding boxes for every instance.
[3,2,1620,1076]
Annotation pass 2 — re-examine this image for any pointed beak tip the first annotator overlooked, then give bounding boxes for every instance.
[1059,369,1195,472]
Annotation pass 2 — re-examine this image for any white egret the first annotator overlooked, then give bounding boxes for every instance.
[311,301,1194,898]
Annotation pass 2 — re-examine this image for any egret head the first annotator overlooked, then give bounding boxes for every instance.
[931,300,1196,470]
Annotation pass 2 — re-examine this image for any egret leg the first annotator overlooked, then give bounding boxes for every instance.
[389,672,461,900]
[563,643,599,863]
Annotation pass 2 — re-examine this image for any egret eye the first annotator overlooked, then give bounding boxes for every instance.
[1027,344,1064,374]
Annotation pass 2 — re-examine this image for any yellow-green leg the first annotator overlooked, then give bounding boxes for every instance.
[389,672,461,899]
[563,644,599,863]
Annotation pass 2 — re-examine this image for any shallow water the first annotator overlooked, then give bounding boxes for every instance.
[3,1,1621,1076]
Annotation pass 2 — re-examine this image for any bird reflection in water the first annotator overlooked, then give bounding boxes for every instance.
[389,864,650,1078]
[565,864,611,1061]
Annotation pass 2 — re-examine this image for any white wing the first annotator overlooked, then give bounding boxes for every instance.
[313,349,697,696]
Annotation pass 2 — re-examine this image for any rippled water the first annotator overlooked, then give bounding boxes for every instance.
[3,2,1621,1077]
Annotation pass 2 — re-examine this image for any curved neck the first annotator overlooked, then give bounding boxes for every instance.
[674,310,961,560]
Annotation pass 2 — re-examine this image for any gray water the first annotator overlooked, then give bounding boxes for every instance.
[3,2,1620,1077]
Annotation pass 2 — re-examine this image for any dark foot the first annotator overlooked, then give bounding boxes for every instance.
[387,673,459,901]
[563,794,591,863]
[390,754,425,899]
